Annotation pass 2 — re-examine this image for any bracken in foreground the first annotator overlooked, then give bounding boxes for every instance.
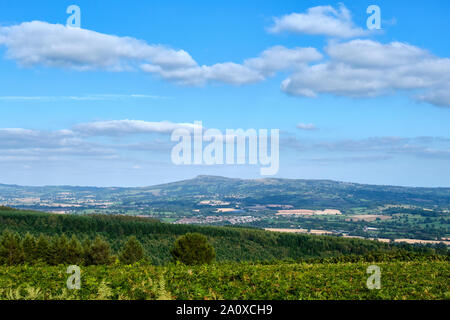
[0,261,448,300]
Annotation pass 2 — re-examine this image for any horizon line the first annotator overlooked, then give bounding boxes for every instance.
[1,174,449,189]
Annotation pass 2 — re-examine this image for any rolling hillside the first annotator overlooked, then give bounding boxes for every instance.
[2,175,450,210]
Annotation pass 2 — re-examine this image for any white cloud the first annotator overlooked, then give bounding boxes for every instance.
[72,120,201,136]
[142,63,264,86]
[325,40,430,68]
[244,46,323,76]
[296,123,317,131]
[416,88,450,108]
[0,120,199,161]
[0,21,196,71]
[141,46,321,85]
[281,39,450,106]
[1,122,449,168]
[1,17,449,107]
[0,120,202,155]
[0,21,321,86]
[268,4,367,38]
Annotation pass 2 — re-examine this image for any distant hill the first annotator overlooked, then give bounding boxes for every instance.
[1,175,449,211]
[141,175,450,208]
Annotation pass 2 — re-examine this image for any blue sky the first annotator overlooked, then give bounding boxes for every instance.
[0,0,449,187]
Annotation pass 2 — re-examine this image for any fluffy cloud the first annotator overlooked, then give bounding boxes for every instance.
[0,21,195,71]
[268,4,366,38]
[281,40,450,106]
[325,40,430,68]
[141,62,264,86]
[141,46,321,85]
[72,120,201,136]
[244,46,322,76]
[0,21,321,86]
[0,22,187,71]
[416,89,450,108]
[1,15,449,107]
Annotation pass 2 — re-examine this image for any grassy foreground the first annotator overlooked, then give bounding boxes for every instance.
[0,261,448,300]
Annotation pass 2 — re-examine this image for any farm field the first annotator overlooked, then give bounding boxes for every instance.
[0,261,448,300]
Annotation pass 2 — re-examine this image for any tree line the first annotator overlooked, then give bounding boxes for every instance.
[0,229,217,266]
[0,230,145,266]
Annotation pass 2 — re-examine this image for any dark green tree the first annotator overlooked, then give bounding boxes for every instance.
[119,236,144,264]
[170,233,215,265]
[67,235,84,265]
[90,236,112,265]
[0,230,24,265]
[49,234,69,265]
[35,234,51,263]
[82,238,93,265]
[22,232,37,263]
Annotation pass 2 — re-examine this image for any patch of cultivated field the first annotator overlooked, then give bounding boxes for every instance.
[265,228,333,235]
[276,209,342,216]
[346,215,391,222]
[215,208,240,213]
[394,239,450,246]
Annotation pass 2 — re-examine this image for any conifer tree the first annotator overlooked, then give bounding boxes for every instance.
[67,235,84,265]
[35,234,51,263]
[119,236,144,264]
[22,232,37,264]
[90,236,112,265]
[49,234,69,265]
[0,230,25,265]
[82,238,93,266]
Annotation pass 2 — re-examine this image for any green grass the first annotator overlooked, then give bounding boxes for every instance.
[0,260,448,300]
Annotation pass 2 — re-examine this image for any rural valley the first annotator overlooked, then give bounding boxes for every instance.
[1,175,449,245]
